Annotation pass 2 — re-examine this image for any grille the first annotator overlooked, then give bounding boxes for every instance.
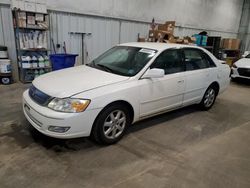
[29,85,52,106]
[238,68,250,77]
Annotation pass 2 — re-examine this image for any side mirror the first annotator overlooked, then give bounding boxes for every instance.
[142,68,165,79]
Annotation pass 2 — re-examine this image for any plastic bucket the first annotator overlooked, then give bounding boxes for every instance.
[50,54,78,71]
[0,59,11,73]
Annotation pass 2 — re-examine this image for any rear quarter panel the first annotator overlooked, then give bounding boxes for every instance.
[217,63,230,94]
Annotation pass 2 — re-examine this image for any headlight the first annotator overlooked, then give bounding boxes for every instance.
[232,63,237,68]
[48,98,90,113]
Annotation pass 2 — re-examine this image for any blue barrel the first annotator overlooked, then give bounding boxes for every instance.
[50,54,78,71]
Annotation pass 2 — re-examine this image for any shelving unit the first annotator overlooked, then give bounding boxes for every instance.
[221,49,240,67]
[0,72,12,76]
[12,8,50,83]
[16,27,48,31]
[203,36,221,59]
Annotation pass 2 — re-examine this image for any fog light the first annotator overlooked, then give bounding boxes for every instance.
[48,126,70,133]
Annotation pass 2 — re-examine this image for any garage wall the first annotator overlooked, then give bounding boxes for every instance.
[46,0,243,35]
[0,0,246,81]
[0,4,18,79]
[49,9,239,64]
[238,0,250,51]
[49,11,150,64]
[0,4,16,60]
[4,0,244,35]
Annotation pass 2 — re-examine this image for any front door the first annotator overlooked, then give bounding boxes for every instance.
[139,49,186,118]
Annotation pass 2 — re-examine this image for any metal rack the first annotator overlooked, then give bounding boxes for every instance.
[221,49,241,67]
[12,8,51,83]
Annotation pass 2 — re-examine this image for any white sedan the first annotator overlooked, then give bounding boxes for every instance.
[23,43,230,144]
[231,54,250,80]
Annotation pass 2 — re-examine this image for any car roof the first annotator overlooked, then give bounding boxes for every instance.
[119,42,203,52]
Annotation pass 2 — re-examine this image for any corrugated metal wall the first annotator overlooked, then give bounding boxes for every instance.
[238,0,250,51]
[49,11,150,65]
[0,4,17,79]
[49,10,238,65]
[120,21,149,43]
[0,5,243,82]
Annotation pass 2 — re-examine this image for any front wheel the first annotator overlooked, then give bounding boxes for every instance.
[200,87,217,110]
[91,104,131,145]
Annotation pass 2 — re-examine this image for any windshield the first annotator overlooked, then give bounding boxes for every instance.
[246,54,250,58]
[87,46,157,76]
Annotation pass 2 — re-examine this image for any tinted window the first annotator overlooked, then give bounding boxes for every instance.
[183,49,209,71]
[246,54,250,58]
[150,50,184,75]
[203,52,216,67]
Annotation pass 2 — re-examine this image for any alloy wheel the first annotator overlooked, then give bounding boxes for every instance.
[103,110,126,139]
[204,88,215,108]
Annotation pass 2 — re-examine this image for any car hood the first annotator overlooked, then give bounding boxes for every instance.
[32,65,129,98]
[235,58,250,68]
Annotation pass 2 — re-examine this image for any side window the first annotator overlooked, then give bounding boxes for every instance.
[150,50,184,75]
[203,52,216,67]
[183,49,209,71]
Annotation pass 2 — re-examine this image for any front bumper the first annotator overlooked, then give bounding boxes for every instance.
[231,67,250,80]
[23,90,102,139]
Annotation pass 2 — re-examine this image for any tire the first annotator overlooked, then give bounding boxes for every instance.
[91,104,131,145]
[1,77,11,85]
[199,86,217,110]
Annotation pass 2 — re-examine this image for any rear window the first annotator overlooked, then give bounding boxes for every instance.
[183,49,209,71]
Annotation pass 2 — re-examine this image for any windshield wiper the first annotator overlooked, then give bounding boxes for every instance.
[86,60,95,67]
[96,64,114,73]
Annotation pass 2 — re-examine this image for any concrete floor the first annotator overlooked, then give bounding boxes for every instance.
[0,80,250,188]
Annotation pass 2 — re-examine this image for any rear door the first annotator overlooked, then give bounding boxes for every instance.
[182,48,211,106]
[139,49,186,118]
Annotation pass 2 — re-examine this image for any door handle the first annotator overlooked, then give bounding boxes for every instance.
[178,80,184,84]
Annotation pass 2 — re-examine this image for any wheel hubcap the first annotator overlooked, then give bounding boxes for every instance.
[204,88,215,108]
[103,110,126,139]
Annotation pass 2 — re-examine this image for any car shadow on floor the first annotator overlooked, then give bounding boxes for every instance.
[28,125,98,152]
[27,105,199,152]
[231,78,250,86]
[127,105,198,134]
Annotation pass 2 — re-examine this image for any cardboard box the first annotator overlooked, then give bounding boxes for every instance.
[11,0,25,10]
[158,21,175,35]
[184,36,196,44]
[176,38,184,44]
[27,14,35,25]
[18,19,27,28]
[222,39,240,50]
[18,12,26,20]
[35,13,44,21]
[36,3,47,13]
[165,36,176,43]
[24,1,36,12]
[149,30,171,39]
[138,38,146,42]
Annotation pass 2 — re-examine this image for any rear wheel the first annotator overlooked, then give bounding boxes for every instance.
[91,104,131,145]
[200,86,217,110]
